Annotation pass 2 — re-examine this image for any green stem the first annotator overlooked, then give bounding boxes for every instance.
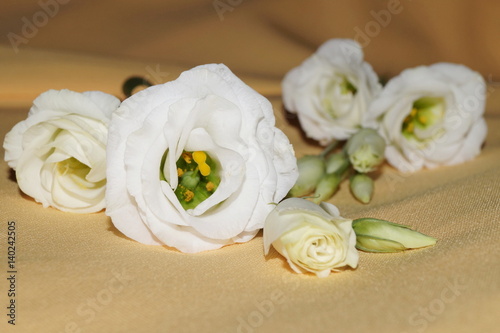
[319,140,339,158]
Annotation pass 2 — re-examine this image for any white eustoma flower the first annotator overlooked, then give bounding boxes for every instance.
[3,89,119,213]
[106,64,298,254]
[365,63,487,172]
[264,198,358,278]
[282,39,382,144]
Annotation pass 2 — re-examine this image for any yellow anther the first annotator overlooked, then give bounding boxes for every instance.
[198,163,211,177]
[193,151,211,176]
[406,122,414,133]
[184,190,194,202]
[206,181,215,192]
[182,152,192,164]
[418,115,427,125]
[177,168,184,177]
[410,108,418,117]
[193,151,207,164]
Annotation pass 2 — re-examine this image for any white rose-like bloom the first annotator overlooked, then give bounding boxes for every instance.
[264,198,358,278]
[365,63,487,172]
[106,64,298,254]
[3,89,119,213]
[282,39,382,144]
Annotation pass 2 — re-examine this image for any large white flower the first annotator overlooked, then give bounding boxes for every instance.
[264,198,358,278]
[3,89,119,213]
[282,39,382,144]
[364,63,487,172]
[106,64,298,253]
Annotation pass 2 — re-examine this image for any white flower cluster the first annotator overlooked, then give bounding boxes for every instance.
[3,64,298,253]
[283,39,487,173]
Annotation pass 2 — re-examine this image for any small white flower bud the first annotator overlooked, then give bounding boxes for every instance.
[349,173,374,204]
[345,128,385,173]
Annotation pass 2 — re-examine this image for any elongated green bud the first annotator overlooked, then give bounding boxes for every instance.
[312,173,342,204]
[350,173,374,204]
[352,218,437,253]
[289,155,326,197]
[325,152,349,174]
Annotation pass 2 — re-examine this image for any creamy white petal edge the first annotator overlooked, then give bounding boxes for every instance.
[364,63,487,172]
[3,89,120,213]
[105,64,298,253]
[282,39,381,144]
[264,198,358,278]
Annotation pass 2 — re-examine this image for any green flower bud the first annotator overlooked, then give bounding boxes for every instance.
[312,173,342,204]
[349,173,374,204]
[345,128,385,173]
[325,152,349,174]
[289,155,326,197]
[352,218,437,253]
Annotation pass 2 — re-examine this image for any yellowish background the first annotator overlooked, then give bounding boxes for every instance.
[0,1,499,332]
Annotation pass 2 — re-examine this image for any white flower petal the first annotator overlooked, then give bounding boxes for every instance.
[3,89,116,213]
[283,39,381,144]
[106,64,297,253]
[264,198,358,276]
[367,63,487,172]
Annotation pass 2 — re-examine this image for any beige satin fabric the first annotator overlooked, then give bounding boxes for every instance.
[1,1,499,332]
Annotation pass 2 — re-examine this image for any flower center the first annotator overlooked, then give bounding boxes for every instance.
[162,150,220,210]
[321,76,357,119]
[56,157,100,189]
[402,97,445,143]
[340,77,357,95]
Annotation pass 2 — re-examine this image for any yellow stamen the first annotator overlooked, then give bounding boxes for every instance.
[206,181,215,192]
[177,168,184,177]
[410,108,418,117]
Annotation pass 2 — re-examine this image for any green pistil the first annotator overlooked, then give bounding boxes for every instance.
[402,97,444,140]
[160,150,220,210]
[340,77,357,95]
[323,77,357,119]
